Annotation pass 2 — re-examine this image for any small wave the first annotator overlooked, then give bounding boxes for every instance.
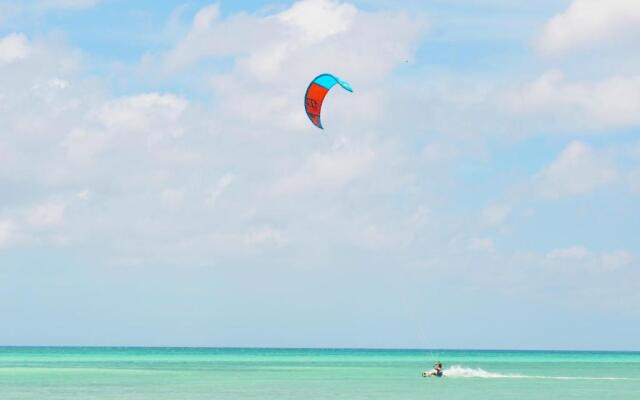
[441,365,633,381]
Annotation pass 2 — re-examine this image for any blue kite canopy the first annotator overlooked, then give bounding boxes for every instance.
[304,73,353,129]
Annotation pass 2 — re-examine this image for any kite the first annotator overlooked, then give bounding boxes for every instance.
[304,73,353,129]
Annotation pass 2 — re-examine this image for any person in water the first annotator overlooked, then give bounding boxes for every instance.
[427,362,444,377]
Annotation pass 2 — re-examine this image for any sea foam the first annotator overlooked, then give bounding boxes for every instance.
[443,365,523,378]
[443,365,633,380]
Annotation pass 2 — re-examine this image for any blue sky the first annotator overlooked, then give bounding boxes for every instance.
[1,0,639,350]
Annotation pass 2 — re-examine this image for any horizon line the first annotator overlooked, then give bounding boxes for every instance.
[1,345,638,353]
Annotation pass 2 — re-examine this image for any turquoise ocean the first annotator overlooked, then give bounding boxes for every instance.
[1,347,639,399]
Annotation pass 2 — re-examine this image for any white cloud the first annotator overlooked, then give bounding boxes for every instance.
[539,0,640,54]
[161,188,185,208]
[600,250,633,271]
[351,224,394,249]
[507,71,640,130]
[207,227,289,248]
[164,0,426,82]
[422,142,458,164]
[629,169,640,193]
[94,93,188,137]
[546,246,633,272]
[192,3,220,31]
[237,227,288,246]
[469,237,495,253]
[38,0,101,9]
[409,206,430,227]
[48,78,69,89]
[273,146,375,196]
[547,245,590,261]
[26,202,66,228]
[532,141,616,198]
[60,92,192,174]
[0,220,13,248]
[390,69,640,141]
[0,33,30,65]
[208,174,235,206]
[481,203,511,226]
[62,127,108,166]
[276,0,357,43]
[76,190,90,200]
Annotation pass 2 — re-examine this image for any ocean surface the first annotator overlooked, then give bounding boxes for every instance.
[1,347,639,399]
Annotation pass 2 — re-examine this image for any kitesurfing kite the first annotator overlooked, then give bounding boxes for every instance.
[304,73,353,129]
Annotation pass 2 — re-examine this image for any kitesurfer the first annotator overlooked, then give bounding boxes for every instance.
[426,362,444,377]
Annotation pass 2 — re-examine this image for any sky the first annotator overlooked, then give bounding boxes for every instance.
[0,0,639,350]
